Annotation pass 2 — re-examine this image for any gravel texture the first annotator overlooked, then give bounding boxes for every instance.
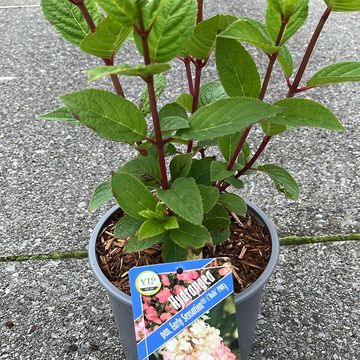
[1,242,359,359]
[0,1,359,257]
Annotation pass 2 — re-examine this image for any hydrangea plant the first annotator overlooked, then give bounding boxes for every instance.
[40,0,360,261]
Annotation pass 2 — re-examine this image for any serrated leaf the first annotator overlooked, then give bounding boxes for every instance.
[163,216,179,230]
[60,89,148,143]
[140,73,166,115]
[111,172,157,220]
[114,215,142,238]
[160,116,190,132]
[210,161,237,181]
[97,0,136,25]
[266,0,308,43]
[120,157,162,185]
[259,164,300,200]
[187,157,214,186]
[170,154,193,180]
[136,0,197,62]
[218,193,247,216]
[186,14,237,59]
[324,0,360,12]
[170,220,211,249]
[125,233,164,253]
[80,17,131,58]
[88,180,112,213]
[307,62,360,87]
[278,45,294,76]
[218,132,243,162]
[197,185,219,213]
[177,98,283,141]
[176,93,193,111]
[38,107,78,125]
[159,103,188,120]
[261,120,287,135]
[199,81,228,107]
[162,236,187,262]
[87,63,171,81]
[138,219,165,240]
[203,205,231,245]
[41,0,101,46]
[157,178,203,225]
[219,18,280,54]
[270,98,345,131]
[216,37,261,98]
[225,177,244,189]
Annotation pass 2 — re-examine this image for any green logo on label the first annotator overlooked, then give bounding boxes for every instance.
[135,270,161,296]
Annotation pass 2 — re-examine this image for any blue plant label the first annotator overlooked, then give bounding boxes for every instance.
[129,257,240,359]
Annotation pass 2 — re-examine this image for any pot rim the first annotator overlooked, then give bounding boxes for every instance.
[89,199,279,305]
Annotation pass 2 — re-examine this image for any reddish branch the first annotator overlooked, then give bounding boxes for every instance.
[222,7,332,191]
[69,0,125,97]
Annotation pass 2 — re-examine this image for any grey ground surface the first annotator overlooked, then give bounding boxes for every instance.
[0,1,359,256]
[0,1,359,360]
[1,242,359,360]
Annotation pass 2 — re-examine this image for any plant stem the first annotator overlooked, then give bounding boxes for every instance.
[288,7,332,97]
[69,0,125,97]
[186,0,205,154]
[184,58,194,95]
[226,19,288,172]
[138,20,168,190]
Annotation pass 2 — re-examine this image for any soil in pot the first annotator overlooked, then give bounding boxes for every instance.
[95,209,271,295]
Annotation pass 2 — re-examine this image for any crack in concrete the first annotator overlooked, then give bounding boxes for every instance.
[0,234,359,263]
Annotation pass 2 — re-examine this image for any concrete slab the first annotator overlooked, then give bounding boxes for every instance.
[0,0,38,7]
[0,2,359,256]
[1,242,358,359]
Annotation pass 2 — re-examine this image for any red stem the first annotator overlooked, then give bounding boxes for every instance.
[288,7,332,97]
[197,0,203,24]
[138,20,168,189]
[69,0,125,97]
[227,128,251,171]
[184,58,194,95]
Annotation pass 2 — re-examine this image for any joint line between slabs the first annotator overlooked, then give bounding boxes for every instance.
[0,234,359,263]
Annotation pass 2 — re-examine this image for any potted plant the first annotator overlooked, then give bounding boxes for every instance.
[40,0,359,358]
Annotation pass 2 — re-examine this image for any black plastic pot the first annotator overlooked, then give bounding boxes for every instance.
[89,200,279,360]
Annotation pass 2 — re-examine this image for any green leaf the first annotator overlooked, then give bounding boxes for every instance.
[225,177,244,189]
[120,157,162,185]
[142,0,166,30]
[157,178,203,225]
[170,154,193,180]
[87,63,171,81]
[140,73,166,115]
[278,45,294,76]
[159,103,188,120]
[111,172,157,219]
[176,93,193,111]
[160,116,190,132]
[60,89,148,143]
[187,157,214,186]
[170,220,211,249]
[259,164,300,200]
[114,215,142,238]
[219,18,280,54]
[261,120,287,135]
[218,193,247,216]
[203,205,231,245]
[266,0,308,43]
[271,98,345,131]
[38,107,78,125]
[138,219,165,240]
[162,236,187,262]
[88,180,112,213]
[41,0,101,46]
[163,216,179,230]
[137,0,197,62]
[97,0,136,25]
[218,132,242,162]
[324,0,360,12]
[307,62,360,87]
[125,233,164,253]
[80,17,131,58]
[199,81,228,107]
[177,98,283,141]
[197,185,219,213]
[210,161,237,181]
[186,14,237,59]
[216,38,261,98]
